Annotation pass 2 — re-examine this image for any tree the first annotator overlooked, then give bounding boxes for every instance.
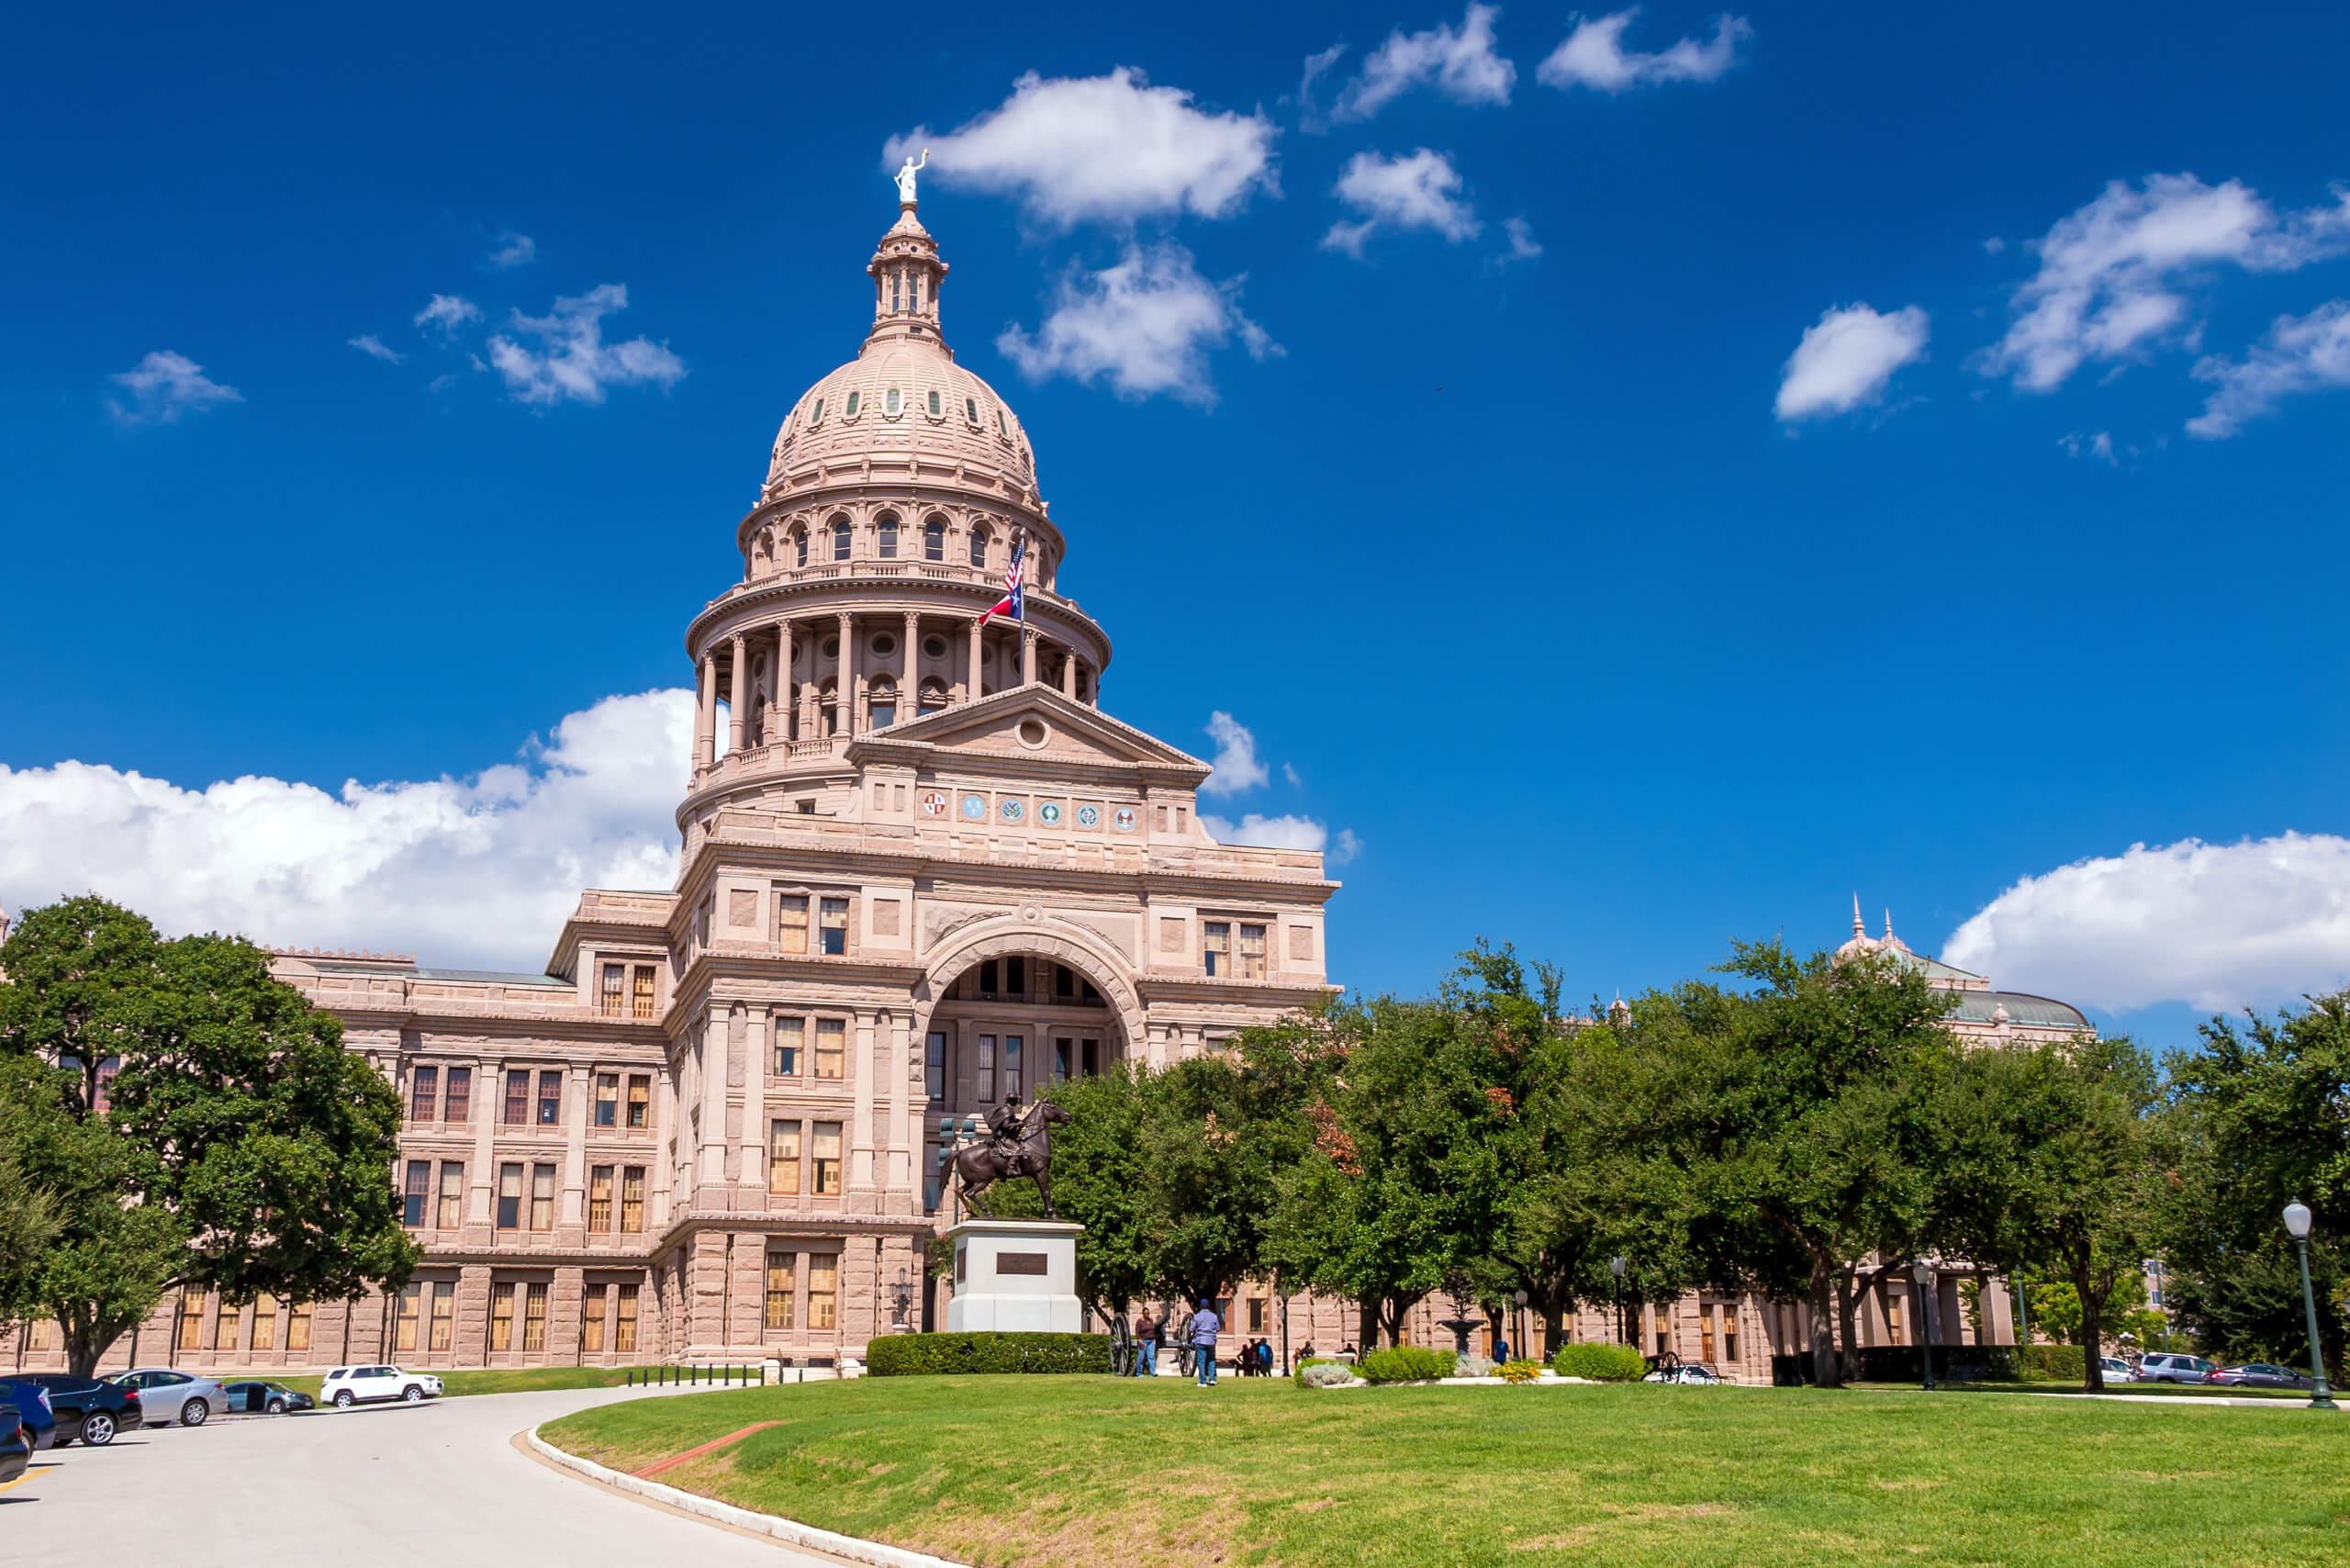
[1036,1067,1151,1317]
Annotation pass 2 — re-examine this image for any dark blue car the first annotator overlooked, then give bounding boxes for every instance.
[0,1404,29,1488]
[17,1374,146,1446]
[0,1382,57,1451]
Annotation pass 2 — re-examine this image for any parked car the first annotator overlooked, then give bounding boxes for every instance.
[225,1381,315,1416]
[2138,1353,2215,1383]
[2097,1356,2138,1383]
[106,1369,229,1427]
[319,1365,442,1407]
[0,1404,29,1488]
[15,1375,143,1446]
[1645,1363,1724,1384]
[2206,1362,2314,1389]
[0,1383,56,1450]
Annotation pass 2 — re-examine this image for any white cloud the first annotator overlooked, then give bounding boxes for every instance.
[1499,215,1542,263]
[1333,828,1362,865]
[884,69,1278,227]
[2187,299,2350,438]
[1323,4,1516,124]
[1201,711,1270,797]
[486,284,687,408]
[1203,812,1337,855]
[997,244,1276,405]
[1297,42,1349,126]
[1282,762,1304,788]
[1323,149,1482,258]
[2058,430,2117,464]
[106,351,241,426]
[348,334,405,364]
[0,690,690,973]
[1977,174,2350,393]
[486,231,537,270]
[1945,833,2350,1013]
[1538,8,1752,92]
[1774,302,1929,420]
[414,294,484,336]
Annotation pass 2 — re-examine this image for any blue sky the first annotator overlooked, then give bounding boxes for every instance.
[6,2,2350,1048]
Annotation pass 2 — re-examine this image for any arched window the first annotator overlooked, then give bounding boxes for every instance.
[809,398,824,425]
[885,387,901,416]
[792,527,808,567]
[832,518,852,562]
[923,516,946,562]
[996,409,1009,437]
[919,678,948,713]
[927,389,943,417]
[876,514,899,559]
[968,528,989,569]
[869,677,898,731]
[966,397,979,423]
[845,390,861,418]
[890,271,902,313]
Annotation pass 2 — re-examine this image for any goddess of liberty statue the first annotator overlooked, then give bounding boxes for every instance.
[894,149,928,206]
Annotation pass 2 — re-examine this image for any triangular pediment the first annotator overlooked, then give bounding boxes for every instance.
[846,684,1211,785]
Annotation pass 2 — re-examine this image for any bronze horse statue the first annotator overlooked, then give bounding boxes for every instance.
[947,1098,1073,1217]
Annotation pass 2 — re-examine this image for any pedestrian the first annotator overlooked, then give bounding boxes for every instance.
[1259,1338,1274,1376]
[1190,1298,1222,1386]
[1136,1309,1160,1378]
[1495,1336,1509,1364]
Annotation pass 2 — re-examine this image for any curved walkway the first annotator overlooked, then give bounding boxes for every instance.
[2,1383,849,1565]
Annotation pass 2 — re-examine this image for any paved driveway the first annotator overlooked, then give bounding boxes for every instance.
[0,1384,837,1565]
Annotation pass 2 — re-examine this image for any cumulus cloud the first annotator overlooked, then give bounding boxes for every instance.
[885,69,1277,227]
[1319,4,1516,125]
[2187,299,2350,438]
[348,334,405,364]
[1538,8,1752,92]
[1201,711,1270,797]
[2058,430,2118,464]
[1203,812,1349,857]
[486,231,537,270]
[1498,216,1543,263]
[414,294,484,336]
[486,284,687,408]
[1323,149,1482,258]
[997,244,1276,405]
[1977,174,2350,393]
[1945,833,2350,1013]
[1774,303,1930,421]
[0,690,690,972]
[105,351,241,427]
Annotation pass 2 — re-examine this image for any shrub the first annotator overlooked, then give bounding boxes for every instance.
[1300,1361,1356,1388]
[864,1331,1112,1376]
[1292,1355,1341,1388]
[1357,1346,1459,1383]
[1839,1344,2087,1385]
[1550,1342,1649,1382]
[1455,1354,1497,1378]
[1498,1358,1544,1384]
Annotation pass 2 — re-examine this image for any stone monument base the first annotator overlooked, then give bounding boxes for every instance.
[944,1218,1084,1335]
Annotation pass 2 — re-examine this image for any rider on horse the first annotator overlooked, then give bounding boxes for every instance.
[985,1093,1028,1172]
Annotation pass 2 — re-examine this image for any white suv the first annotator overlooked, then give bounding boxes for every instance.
[320,1365,443,1407]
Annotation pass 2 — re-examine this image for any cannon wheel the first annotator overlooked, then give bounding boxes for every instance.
[1109,1314,1136,1377]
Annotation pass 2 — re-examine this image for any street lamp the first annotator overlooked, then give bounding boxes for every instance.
[1513,1288,1529,1363]
[1910,1261,1937,1392]
[2282,1202,2338,1411]
[1609,1256,1628,1347]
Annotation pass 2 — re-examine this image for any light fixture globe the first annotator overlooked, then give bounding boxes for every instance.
[1609,1256,1627,1280]
[2285,1201,2314,1239]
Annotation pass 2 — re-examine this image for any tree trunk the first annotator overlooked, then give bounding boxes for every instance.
[1542,1305,1564,1357]
[1358,1295,1378,1352]
[1807,1252,1841,1387]
[1835,1270,1863,1385]
[2070,1251,2107,1393]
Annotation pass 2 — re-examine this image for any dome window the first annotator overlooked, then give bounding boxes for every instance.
[792,527,808,567]
[885,387,902,416]
[877,515,899,558]
[995,409,1009,437]
[809,398,823,425]
[928,389,943,417]
[845,390,861,418]
[923,516,946,562]
[965,397,979,424]
[969,528,990,568]
[832,519,851,562]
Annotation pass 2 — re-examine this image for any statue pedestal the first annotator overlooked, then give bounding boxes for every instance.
[943,1218,1084,1334]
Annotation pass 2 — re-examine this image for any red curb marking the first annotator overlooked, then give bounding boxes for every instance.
[635,1420,782,1478]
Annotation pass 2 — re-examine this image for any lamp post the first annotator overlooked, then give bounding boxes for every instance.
[1910,1261,1938,1392]
[2282,1202,2338,1411]
[1609,1256,1628,1347]
[1514,1288,1529,1363]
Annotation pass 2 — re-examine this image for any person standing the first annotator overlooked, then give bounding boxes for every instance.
[1190,1298,1222,1386]
[1136,1309,1160,1378]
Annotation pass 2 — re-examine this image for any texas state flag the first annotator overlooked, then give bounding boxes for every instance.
[979,532,1025,627]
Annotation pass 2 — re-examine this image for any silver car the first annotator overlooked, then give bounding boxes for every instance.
[108,1368,229,1427]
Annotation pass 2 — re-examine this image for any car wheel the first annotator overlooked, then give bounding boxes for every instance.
[265,1398,286,1416]
[333,1390,355,1408]
[81,1413,116,1447]
[180,1399,208,1428]
[402,1384,423,1403]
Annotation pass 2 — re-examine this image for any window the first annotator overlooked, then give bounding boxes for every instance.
[1701,1305,1718,1363]
[94,1058,118,1113]
[923,518,945,561]
[766,1254,797,1328]
[490,1282,515,1351]
[1006,956,1025,996]
[808,1255,838,1329]
[1724,1307,1740,1362]
[444,1067,472,1125]
[287,1301,311,1352]
[1056,963,1074,999]
[1203,923,1230,977]
[966,396,979,422]
[523,1283,548,1352]
[845,390,860,417]
[396,1284,421,1352]
[1248,1297,1267,1333]
[410,1066,439,1123]
[927,389,942,416]
[621,1167,645,1232]
[793,528,809,567]
[812,1018,845,1080]
[251,1294,276,1351]
[812,1123,843,1195]
[926,1031,946,1101]
[595,1074,618,1126]
[809,397,823,424]
[1003,1036,1024,1100]
[819,897,848,955]
[1238,924,1267,980]
[438,1162,464,1229]
[1653,1305,1673,1357]
[589,1166,614,1232]
[633,965,657,1019]
[404,1160,430,1226]
[582,1287,607,1352]
[778,894,809,954]
[996,409,1009,436]
[1886,1292,1906,1347]
[537,1070,562,1126]
[833,519,851,561]
[877,515,898,556]
[774,1015,804,1076]
[979,959,999,996]
[504,1070,530,1126]
[884,387,901,416]
[600,963,625,1018]
[626,1076,650,1129]
[531,1164,555,1231]
[1055,1037,1072,1081]
[497,1163,522,1230]
[969,530,988,568]
[770,1121,801,1195]
[977,1035,996,1103]
[615,1284,640,1352]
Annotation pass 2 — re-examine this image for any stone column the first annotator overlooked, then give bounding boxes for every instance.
[701,1002,730,1193]
[1022,625,1037,687]
[470,1056,500,1230]
[889,1011,912,1205]
[727,633,747,754]
[1059,644,1077,698]
[850,1010,878,1196]
[967,615,984,702]
[776,621,793,742]
[694,655,716,773]
[902,610,919,720]
[835,610,855,736]
[561,1062,590,1231]
[745,1008,769,1210]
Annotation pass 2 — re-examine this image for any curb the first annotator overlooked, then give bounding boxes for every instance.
[528,1425,968,1568]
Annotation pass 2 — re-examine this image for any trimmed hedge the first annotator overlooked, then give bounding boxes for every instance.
[1550,1342,1650,1382]
[1774,1344,2092,1385]
[1358,1346,1459,1383]
[865,1331,1113,1376]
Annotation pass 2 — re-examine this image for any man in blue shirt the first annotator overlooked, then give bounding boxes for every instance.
[1189,1300,1221,1386]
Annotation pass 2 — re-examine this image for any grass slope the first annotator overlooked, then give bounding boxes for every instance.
[541,1376,2350,1567]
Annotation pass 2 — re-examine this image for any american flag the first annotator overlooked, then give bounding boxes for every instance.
[979,531,1025,627]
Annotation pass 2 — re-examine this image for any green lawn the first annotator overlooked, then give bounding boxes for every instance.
[539,1375,2350,1568]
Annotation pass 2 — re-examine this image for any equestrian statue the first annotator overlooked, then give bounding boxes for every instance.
[945,1092,1072,1217]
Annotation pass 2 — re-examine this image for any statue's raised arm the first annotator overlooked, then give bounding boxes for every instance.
[894,149,928,206]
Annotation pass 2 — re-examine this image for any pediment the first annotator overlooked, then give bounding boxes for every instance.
[847,685,1211,784]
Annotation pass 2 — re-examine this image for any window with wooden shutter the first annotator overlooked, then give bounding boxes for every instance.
[814,1018,845,1080]
[1203,923,1230,976]
[438,1161,464,1228]
[403,1160,430,1226]
[287,1302,311,1351]
[811,1123,843,1195]
[621,1167,645,1232]
[523,1283,548,1351]
[778,895,809,954]
[766,1253,797,1329]
[537,1071,562,1126]
[490,1283,515,1351]
[589,1166,614,1231]
[773,1016,804,1077]
[819,897,848,955]
[615,1284,639,1352]
[626,1075,650,1128]
[808,1255,838,1330]
[581,1287,607,1352]
[504,1070,530,1125]
[530,1164,555,1231]
[251,1294,277,1351]
[444,1066,471,1124]
[770,1122,801,1195]
[409,1066,439,1123]
[632,965,656,1018]
[600,963,625,1017]
[1238,924,1267,980]
[395,1283,421,1352]
[595,1073,619,1126]
[429,1282,454,1350]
